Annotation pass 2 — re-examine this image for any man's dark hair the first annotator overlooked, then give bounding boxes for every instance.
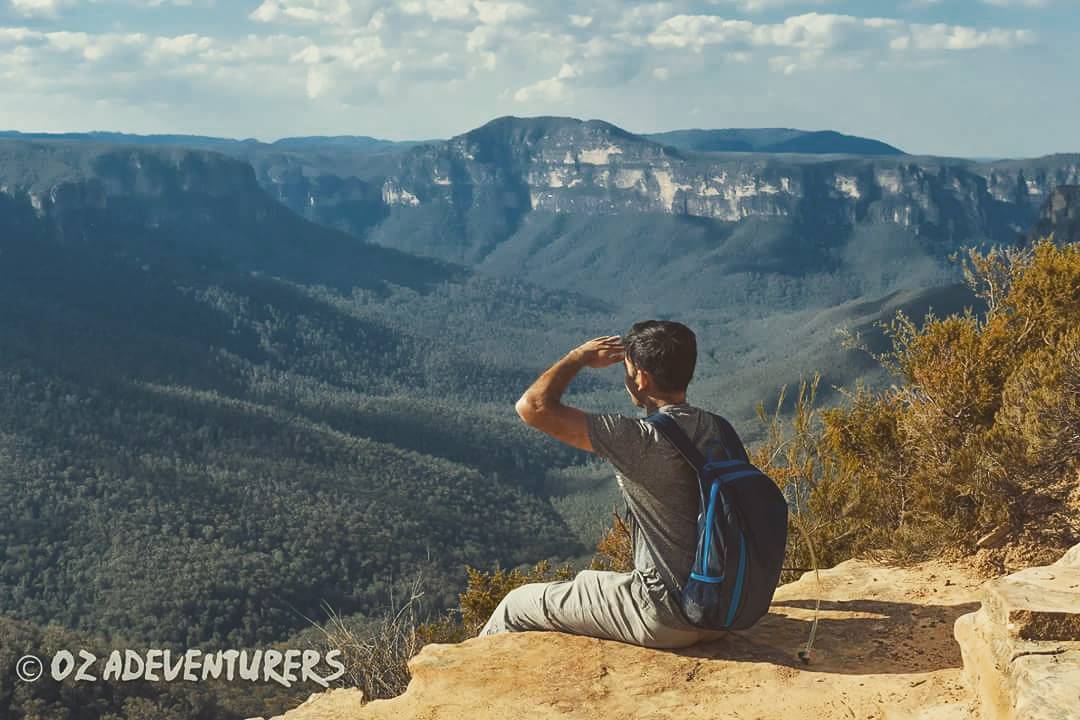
[622,320,697,393]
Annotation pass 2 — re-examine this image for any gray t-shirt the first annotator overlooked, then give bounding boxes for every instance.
[586,401,749,629]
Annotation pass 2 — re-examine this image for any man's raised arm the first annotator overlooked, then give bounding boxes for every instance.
[514,335,625,452]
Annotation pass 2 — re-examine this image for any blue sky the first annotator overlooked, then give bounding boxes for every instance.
[0,0,1075,157]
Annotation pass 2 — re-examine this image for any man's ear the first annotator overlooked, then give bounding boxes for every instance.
[635,367,652,393]
[623,359,644,407]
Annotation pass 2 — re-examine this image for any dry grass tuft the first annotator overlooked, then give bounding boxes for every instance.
[310,574,425,701]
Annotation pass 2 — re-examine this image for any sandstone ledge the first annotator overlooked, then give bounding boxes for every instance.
[278,559,987,720]
[955,546,1080,720]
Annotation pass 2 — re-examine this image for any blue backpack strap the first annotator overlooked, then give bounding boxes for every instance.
[645,412,707,473]
[708,412,749,463]
[645,412,712,509]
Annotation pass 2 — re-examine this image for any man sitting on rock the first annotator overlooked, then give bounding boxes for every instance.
[479,320,747,648]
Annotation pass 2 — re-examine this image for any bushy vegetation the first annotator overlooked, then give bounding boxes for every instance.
[769,240,1080,570]
[587,514,634,573]
[750,374,841,579]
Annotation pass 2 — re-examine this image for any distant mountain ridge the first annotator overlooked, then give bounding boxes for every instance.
[0,130,421,153]
[261,115,1076,294]
[0,122,903,156]
[4,116,1079,310]
[643,128,905,156]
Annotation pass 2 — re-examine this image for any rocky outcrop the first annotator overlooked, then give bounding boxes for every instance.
[0,140,287,255]
[258,117,1080,267]
[374,118,1080,231]
[273,546,1080,720]
[0,140,262,211]
[274,558,988,720]
[1030,185,1080,244]
[0,140,460,291]
[954,545,1080,720]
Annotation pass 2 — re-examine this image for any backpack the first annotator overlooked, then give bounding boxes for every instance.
[644,411,789,631]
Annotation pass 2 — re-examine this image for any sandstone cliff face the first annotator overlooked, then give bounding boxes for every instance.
[0,140,458,290]
[346,119,1074,219]
[366,120,1080,230]
[0,141,283,253]
[248,118,1080,267]
[0,141,262,215]
[4,124,1077,274]
[1030,185,1080,244]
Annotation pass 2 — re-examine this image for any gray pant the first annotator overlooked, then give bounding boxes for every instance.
[477,568,726,649]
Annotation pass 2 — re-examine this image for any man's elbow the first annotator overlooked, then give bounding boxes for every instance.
[515,394,543,426]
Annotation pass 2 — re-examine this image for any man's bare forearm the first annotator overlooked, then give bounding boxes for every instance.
[512,336,623,449]
[516,349,586,414]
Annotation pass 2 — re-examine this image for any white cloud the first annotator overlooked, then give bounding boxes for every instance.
[751,12,896,49]
[708,0,833,12]
[905,22,1035,49]
[473,1,533,25]
[908,0,1051,6]
[0,26,315,113]
[611,2,680,31]
[649,13,909,52]
[464,23,499,72]
[638,9,1038,79]
[514,61,579,102]
[396,0,535,25]
[149,33,213,58]
[305,63,331,98]
[9,0,213,17]
[465,24,496,51]
[648,11,1034,60]
[249,0,354,25]
[43,30,90,52]
[980,0,1050,6]
[10,0,71,17]
[0,27,38,42]
[399,0,473,22]
[648,15,754,50]
[36,29,148,62]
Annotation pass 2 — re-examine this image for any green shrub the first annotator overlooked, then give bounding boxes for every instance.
[817,239,1080,565]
